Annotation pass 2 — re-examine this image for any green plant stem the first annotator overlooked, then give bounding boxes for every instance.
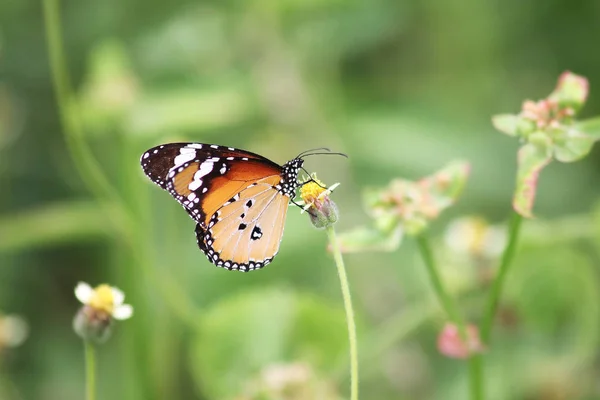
[470,211,524,399]
[415,234,481,400]
[84,341,96,400]
[42,0,122,206]
[42,0,201,331]
[470,212,523,398]
[479,211,523,342]
[327,226,358,400]
[416,235,466,331]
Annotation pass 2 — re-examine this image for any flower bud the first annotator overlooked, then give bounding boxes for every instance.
[437,323,484,359]
[549,71,589,110]
[307,196,339,229]
[73,305,114,343]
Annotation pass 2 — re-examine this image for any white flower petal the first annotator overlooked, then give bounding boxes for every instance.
[113,304,133,320]
[111,287,125,307]
[74,282,94,304]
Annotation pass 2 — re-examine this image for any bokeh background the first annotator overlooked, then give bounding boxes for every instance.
[2,0,600,399]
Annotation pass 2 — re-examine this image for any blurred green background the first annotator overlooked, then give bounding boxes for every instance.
[2,0,600,399]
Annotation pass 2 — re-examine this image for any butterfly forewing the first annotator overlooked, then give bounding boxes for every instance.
[141,143,285,226]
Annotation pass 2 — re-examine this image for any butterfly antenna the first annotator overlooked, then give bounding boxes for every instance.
[295,147,331,159]
[299,151,348,159]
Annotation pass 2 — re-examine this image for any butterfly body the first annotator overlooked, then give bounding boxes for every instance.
[141,143,304,272]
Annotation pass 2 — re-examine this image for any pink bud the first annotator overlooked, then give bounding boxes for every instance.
[437,323,484,359]
[550,71,589,109]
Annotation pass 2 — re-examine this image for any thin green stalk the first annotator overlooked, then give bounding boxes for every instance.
[42,0,122,205]
[416,235,466,331]
[415,234,481,400]
[43,0,201,332]
[327,226,358,400]
[470,212,523,399]
[84,341,96,400]
[480,212,523,342]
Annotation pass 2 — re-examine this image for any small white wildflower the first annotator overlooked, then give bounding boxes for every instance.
[75,282,133,320]
[73,282,133,343]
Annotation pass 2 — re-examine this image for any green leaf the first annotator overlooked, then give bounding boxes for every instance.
[552,128,594,163]
[190,289,348,399]
[513,141,552,218]
[492,114,519,136]
[334,226,402,253]
[576,117,600,139]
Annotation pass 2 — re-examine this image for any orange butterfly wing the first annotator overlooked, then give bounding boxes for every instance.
[141,143,303,271]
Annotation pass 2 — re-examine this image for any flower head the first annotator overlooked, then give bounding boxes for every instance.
[299,174,340,229]
[239,362,339,400]
[75,282,133,319]
[368,161,470,236]
[334,161,470,253]
[492,71,597,218]
[73,282,133,343]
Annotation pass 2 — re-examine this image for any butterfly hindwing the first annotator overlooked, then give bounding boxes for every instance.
[195,179,290,271]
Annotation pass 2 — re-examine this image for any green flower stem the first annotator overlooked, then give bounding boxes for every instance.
[327,226,358,400]
[84,341,96,400]
[470,211,524,399]
[415,234,481,400]
[42,0,123,207]
[43,0,201,331]
[480,211,523,342]
[415,234,468,334]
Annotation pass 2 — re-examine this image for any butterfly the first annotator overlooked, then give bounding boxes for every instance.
[140,143,343,272]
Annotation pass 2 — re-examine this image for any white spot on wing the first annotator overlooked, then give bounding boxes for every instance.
[173,147,196,170]
[188,160,214,191]
[189,178,203,191]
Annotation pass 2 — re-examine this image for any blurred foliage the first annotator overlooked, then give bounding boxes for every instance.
[2,0,600,399]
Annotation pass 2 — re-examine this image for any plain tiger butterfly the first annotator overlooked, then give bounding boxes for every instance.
[140,143,344,272]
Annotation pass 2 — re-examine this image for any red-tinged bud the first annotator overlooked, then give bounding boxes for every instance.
[437,323,485,359]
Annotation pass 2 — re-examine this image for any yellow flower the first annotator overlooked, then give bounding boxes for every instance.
[299,174,339,212]
[299,174,340,228]
[75,282,133,320]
